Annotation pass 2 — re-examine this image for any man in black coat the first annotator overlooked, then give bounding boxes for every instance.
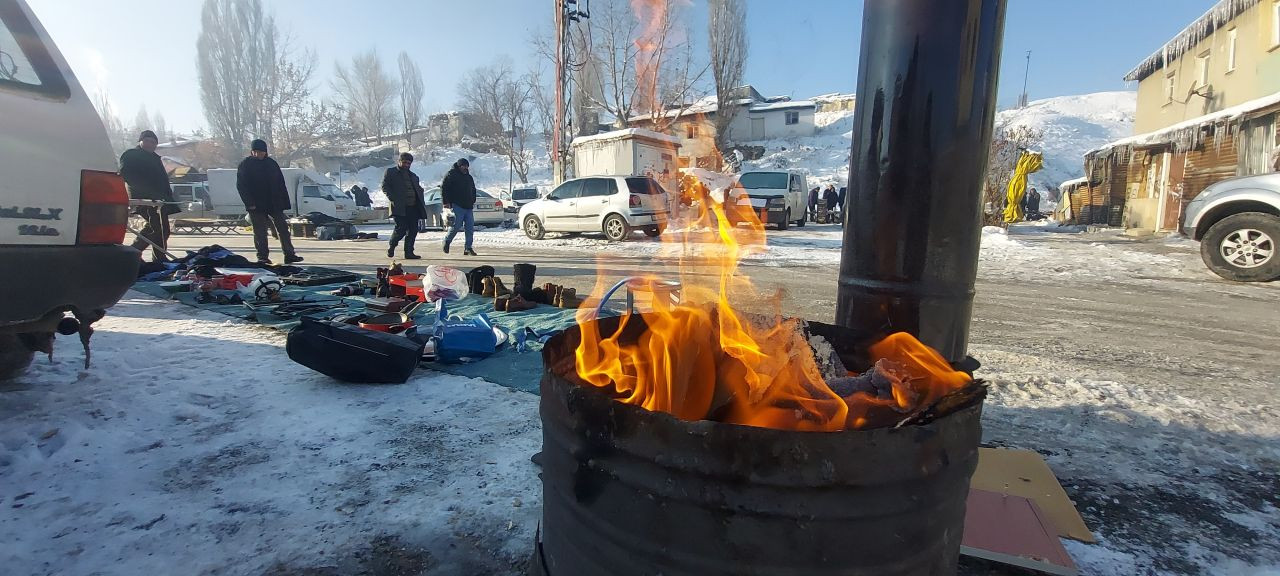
[382,152,427,259]
[237,139,302,264]
[119,130,174,261]
[440,158,478,256]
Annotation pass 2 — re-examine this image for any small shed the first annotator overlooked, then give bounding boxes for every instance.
[571,129,682,191]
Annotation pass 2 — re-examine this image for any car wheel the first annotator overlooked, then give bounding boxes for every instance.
[0,333,35,381]
[795,209,805,228]
[777,210,789,231]
[1200,212,1280,282]
[604,214,630,241]
[523,215,546,240]
[643,225,664,238]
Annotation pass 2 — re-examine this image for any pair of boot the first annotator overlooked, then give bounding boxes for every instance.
[481,276,511,298]
[387,246,421,260]
[495,293,536,312]
[542,283,581,309]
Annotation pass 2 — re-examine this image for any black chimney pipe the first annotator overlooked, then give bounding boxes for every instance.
[837,0,1008,364]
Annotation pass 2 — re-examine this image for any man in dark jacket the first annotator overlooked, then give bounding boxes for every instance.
[119,130,174,261]
[807,187,820,222]
[237,139,302,264]
[441,158,478,256]
[382,152,427,259]
[1023,186,1041,216]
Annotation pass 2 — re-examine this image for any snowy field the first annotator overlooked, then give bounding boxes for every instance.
[6,219,1280,575]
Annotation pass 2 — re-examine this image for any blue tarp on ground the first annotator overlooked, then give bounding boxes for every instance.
[132,280,607,394]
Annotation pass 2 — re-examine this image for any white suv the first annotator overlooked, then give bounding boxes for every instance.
[519,176,670,241]
[0,0,138,377]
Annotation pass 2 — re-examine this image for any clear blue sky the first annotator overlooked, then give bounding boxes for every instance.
[27,0,1216,133]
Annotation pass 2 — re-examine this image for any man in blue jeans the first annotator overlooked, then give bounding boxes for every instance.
[440,158,478,256]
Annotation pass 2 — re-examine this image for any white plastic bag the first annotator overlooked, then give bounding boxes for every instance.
[424,265,468,301]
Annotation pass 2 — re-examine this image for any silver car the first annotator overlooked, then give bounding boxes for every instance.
[446,189,509,227]
[1181,172,1280,282]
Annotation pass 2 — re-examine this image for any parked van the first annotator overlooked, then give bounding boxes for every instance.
[727,170,808,230]
[207,168,356,221]
[0,0,139,377]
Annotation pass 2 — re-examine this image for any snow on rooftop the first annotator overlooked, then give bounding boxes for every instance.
[1087,91,1280,156]
[748,100,816,112]
[570,128,682,147]
[1124,0,1261,82]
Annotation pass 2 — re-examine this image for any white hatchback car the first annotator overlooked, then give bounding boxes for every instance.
[519,176,670,241]
[1,0,138,377]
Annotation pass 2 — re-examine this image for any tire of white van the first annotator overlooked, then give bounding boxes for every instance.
[0,334,35,381]
[604,214,630,242]
[1200,212,1280,282]
[523,215,546,240]
[777,210,790,231]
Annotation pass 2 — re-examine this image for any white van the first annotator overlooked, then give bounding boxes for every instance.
[727,170,808,230]
[206,168,356,221]
[0,0,139,377]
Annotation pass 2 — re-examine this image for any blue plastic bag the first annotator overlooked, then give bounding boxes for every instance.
[432,299,500,364]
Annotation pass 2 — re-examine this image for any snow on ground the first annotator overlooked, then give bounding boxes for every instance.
[994,91,1136,193]
[0,296,542,575]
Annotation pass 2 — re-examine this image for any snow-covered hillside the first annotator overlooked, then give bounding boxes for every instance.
[739,91,1136,194]
[995,91,1136,192]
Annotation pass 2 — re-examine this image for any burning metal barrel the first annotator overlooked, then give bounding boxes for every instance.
[533,315,985,576]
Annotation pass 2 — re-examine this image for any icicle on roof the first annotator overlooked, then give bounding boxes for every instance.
[1123,0,1261,82]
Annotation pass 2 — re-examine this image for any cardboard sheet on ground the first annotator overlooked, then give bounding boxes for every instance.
[971,448,1095,543]
[962,489,1078,576]
[133,281,604,394]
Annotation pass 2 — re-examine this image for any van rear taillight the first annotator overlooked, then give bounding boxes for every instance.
[629,194,642,208]
[78,170,129,245]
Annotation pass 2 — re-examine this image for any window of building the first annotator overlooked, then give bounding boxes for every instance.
[1227,28,1238,72]
[785,111,800,125]
[1273,0,1280,48]
[686,124,697,139]
[1165,72,1177,103]
[1196,51,1210,87]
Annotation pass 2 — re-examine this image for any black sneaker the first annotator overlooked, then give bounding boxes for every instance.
[284,254,304,264]
[463,249,477,256]
[404,253,422,260]
[387,246,395,258]
[256,259,273,266]
[442,244,450,254]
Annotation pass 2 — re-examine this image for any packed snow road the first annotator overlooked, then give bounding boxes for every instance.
[2,223,1277,575]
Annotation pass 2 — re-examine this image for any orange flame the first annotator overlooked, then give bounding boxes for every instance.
[572,1,970,431]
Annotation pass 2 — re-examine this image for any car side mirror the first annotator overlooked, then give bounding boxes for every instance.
[324,195,335,201]
[548,195,559,201]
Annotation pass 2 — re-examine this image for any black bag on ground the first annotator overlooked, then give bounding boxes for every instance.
[286,315,422,384]
[467,265,496,294]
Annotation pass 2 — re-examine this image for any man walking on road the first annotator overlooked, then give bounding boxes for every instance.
[119,130,174,262]
[237,139,303,265]
[382,152,426,259]
[441,158,478,256]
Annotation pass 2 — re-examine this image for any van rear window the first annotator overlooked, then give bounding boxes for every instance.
[0,2,70,99]
[625,177,666,195]
[737,172,788,189]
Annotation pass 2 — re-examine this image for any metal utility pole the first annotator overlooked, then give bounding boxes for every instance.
[552,0,588,185]
[1019,50,1031,108]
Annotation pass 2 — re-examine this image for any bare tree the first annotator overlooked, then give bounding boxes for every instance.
[197,0,276,163]
[579,0,708,130]
[152,112,168,142]
[528,63,556,158]
[708,0,747,150]
[332,49,398,144]
[92,90,132,155]
[982,124,1044,226]
[397,52,425,148]
[133,105,151,136]
[457,59,536,183]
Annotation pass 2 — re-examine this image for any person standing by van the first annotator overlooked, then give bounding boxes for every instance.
[382,152,426,259]
[237,139,303,265]
[441,158,478,256]
[119,130,174,261]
